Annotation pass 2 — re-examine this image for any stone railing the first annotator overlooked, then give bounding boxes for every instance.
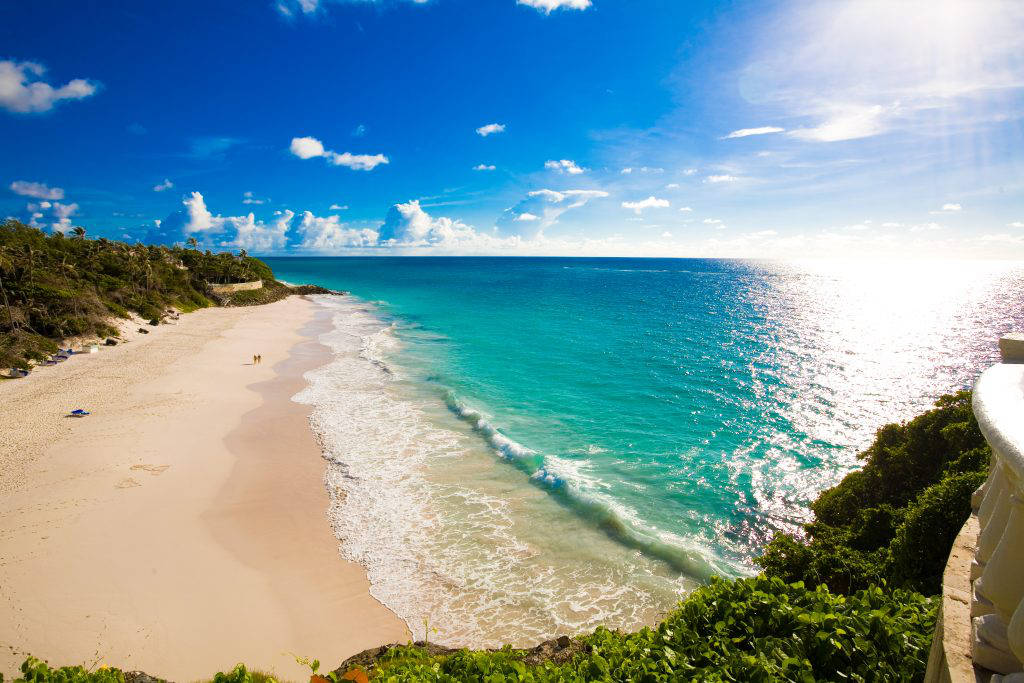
[967,334,1024,681]
[926,334,1024,683]
[207,280,263,295]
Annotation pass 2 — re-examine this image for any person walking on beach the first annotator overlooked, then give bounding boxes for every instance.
[253,354,258,365]
[256,354,262,364]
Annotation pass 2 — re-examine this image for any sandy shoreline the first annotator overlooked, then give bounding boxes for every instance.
[0,296,408,681]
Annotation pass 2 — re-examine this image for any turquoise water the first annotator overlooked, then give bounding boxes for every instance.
[274,257,1024,644]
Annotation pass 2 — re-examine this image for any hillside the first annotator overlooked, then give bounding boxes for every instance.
[0,220,326,370]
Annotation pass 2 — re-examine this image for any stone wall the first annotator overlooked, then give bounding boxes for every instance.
[207,280,263,295]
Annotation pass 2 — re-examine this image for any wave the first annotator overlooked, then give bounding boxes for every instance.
[296,293,702,647]
[442,391,723,579]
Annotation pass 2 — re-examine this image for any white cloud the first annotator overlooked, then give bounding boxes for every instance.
[1008,221,1024,228]
[620,166,664,174]
[26,200,78,233]
[545,159,585,175]
[295,212,378,251]
[290,135,389,170]
[705,174,738,183]
[679,206,693,212]
[476,123,506,137]
[9,180,64,200]
[666,183,680,189]
[621,196,670,214]
[328,151,389,170]
[517,0,591,13]
[516,212,540,222]
[910,222,943,232]
[329,203,348,210]
[153,179,174,192]
[0,60,98,114]
[474,164,496,171]
[661,231,672,238]
[703,218,722,224]
[683,168,698,176]
[242,191,266,205]
[290,136,325,159]
[223,210,294,252]
[723,126,785,139]
[882,221,903,227]
[940,203,962,212]
[179,192,216,234]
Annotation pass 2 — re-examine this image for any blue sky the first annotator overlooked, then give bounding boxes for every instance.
[2,0,1023,257]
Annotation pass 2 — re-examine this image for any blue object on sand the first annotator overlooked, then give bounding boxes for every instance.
[70,409,90,416]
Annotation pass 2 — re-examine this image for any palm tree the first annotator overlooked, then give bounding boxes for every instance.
[0,246,17,331]
[71,226,86,240]
[186,237,198,250]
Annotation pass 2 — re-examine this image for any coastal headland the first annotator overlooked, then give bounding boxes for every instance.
[0,296,409,681]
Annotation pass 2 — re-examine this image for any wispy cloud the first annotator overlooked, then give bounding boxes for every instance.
[723,126,784,139]
[620,166,664,174]
[242,191,266,205]
[545,159,585,175]
[187,136,242,160]
[517,0,591,13]
[500,189,609,235]
[9,180,64,200]
[289,135,389,170]
[153,179,174,192]
[473,164,496,171]
[0,60,98,114]
[475,123,506,137]
[705,174,738,183]
[621,196,670,214]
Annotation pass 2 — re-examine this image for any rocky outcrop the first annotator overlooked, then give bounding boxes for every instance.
[332,635,587,677]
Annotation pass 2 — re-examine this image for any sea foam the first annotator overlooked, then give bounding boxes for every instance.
[294,295,692,646]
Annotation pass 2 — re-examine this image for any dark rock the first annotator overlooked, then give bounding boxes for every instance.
[104,338,118,346]
[148,318,160,326]
[124,672,169,683]
[137,328,150,334]
[290,284,346,296]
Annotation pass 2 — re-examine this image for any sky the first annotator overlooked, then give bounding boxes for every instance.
[2,0,1024,258]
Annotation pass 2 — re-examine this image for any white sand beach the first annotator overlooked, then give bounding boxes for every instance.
[0,296,409,681]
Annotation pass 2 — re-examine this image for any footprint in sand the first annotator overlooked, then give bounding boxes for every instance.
[130,464,170,475]
[115,478,142,489]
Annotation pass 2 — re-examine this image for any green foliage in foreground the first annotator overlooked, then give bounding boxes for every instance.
[366,577,935,682]
[0,220,279,368]
[5,578,934,682]
[758,391,988,596]
[5,657,126,683]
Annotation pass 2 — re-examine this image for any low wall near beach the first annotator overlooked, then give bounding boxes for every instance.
[208,280,263,295]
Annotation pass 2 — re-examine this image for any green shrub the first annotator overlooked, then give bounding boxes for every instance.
[10,657,125,683]
[369,577,937,682]
[887,470,987,593]
[759,391,989,595]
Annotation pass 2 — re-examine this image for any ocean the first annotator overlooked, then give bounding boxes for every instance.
[267,256,1024,646]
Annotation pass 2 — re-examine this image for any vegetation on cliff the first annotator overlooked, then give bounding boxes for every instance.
[0,220,307,369]
[757,391,989,595]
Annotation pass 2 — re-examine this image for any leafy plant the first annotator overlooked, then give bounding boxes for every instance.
[758,391,988,595]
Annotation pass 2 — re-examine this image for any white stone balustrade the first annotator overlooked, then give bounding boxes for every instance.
[970,333,1024,679]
